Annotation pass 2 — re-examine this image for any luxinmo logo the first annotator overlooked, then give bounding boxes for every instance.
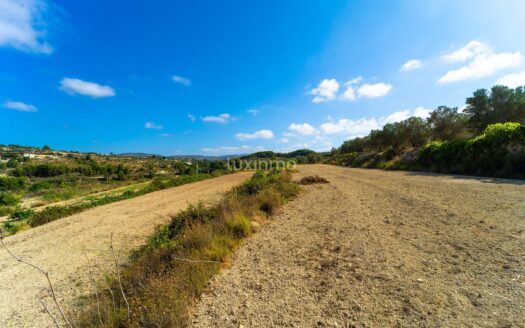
[227,158,297,171]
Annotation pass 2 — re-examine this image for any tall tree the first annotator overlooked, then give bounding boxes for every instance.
[427,106,469,141]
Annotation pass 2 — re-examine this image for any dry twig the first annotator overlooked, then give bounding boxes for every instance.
[0,235,73,328]
[109,233,130,319]
[40,299,60,328]
[83,249,103,326]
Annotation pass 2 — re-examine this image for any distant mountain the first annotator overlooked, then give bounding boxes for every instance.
[170,154,243,160]
[119,152,161,158]
[119,153,243,160]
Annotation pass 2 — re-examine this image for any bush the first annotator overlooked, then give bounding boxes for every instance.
[298,175,329,185]
[419,123,525,177]
[0,176,26,192]
[9,208,34,220]
[0,193,19,206]
[28,204,88,227]
[256,189,282,215]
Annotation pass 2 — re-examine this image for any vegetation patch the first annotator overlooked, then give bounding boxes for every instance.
[73,170,300,327]
[298,175,330,185]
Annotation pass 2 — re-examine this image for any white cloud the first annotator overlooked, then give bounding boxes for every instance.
[278,138,290,143]
[380,107,432,124]
[2,100,37,112]
[439,41,521,84]
[413,106,432,119]
[357,83,392,98]
[172,75,191,86]
[381,110,411,124]
[345,76,363,85]
[288,123,317,136]
[320,118,379,135]
[496,72,525,88]
[310,77,392,103]
[60,78,116,98]
[202,113,232,124]
[317,106,431,138]
[342,85,356,101]
[0,0,53,54]
[159,133,173,137]
[247,108,260,116]
[310,79,339,103]
[235,129,274,140]
[400,59,423,72]
[441,41,490,63]
[145,122,162,129]
[201,145,262,155]
[187,113,196,122]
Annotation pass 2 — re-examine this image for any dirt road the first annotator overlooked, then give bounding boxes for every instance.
[0,172,252,328]
[192,165,525,328]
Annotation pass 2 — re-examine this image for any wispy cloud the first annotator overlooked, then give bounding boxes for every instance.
[202,113,233,124]
[60,78,116,98]
[439,41,521,84]
[159,133,173,137]
[247,108,260,116]
[2,100,38,112]
[496,72,525,88]
[172,75,191,86]
[400,59,423,72]
[201,145,261,155]
[187,113,196,122]
[235,129,274,140]
[145,122,162,129]
[0,0,53,54]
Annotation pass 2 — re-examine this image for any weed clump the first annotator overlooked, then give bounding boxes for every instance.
[298,175,330,185]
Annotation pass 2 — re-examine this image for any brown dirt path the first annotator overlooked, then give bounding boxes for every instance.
[191,164,525,328]
[0,172,252,328]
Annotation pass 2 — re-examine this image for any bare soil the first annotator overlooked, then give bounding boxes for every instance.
[0,172,252,328]
[191,165,525,328]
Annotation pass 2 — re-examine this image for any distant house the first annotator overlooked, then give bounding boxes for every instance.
[23,153,37,159]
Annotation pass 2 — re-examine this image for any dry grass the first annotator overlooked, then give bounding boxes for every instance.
[73,170,300,327]
[297,175,330,185]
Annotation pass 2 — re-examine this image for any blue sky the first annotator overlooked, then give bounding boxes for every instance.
[1,0,525,155]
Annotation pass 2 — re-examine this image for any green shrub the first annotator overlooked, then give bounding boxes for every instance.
[9,208,34,220]
[0,193,19,206]
[166,203,218,239]
[28,204,89,227]
[0,206,14,216]
[0,176,26,192]
[419,123,525,177]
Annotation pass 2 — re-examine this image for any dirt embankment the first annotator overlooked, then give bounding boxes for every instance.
[191,165,525,327]
[0,172,252,328]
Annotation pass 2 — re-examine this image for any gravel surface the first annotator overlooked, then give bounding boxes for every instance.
[191,165,525,328]
[0,172,252,328]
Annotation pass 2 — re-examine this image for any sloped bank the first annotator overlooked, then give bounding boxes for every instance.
[328,123,525,179]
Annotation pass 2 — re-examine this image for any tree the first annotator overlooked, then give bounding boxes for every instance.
[42,145,51,151]
[395,117,430,148]
[427,106,469,141]
[465,86,525,133]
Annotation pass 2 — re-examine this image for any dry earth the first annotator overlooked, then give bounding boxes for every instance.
[191,164,525,328]
[0,172,252,328]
